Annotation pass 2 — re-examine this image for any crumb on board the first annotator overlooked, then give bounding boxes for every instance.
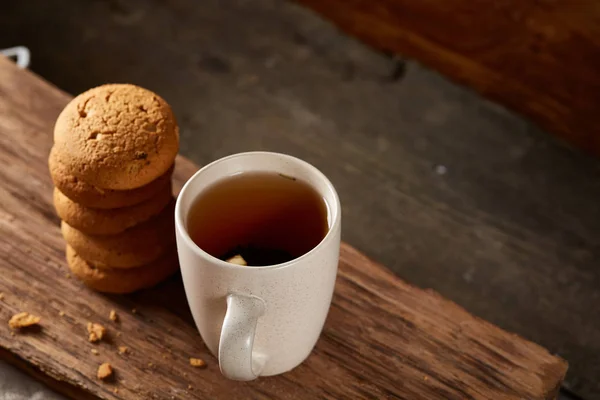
[116,331,122,337]
[65,273,71,279]
[58,311,65,317]
[97,363,113,380]
[87,322,106,343]
[131,308,137,314]
[9,312,41,329]
[118,346,129,355]
[226,254,247,266]
[187,384,193,390]
[10,331,15,336]
[148,362,153,368]
[91,349,99,355]
[183,372,188,377]
[109,310,118,322]
[113,388,118,394]
[0,293,4,301]
[162,354,167,359]
[189,358,207,368]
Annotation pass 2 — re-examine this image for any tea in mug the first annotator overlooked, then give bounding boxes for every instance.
[187,171,328,266]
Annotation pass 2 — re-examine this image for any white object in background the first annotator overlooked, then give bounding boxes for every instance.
[0,46,30,68]
[0,360,66,399]
[175,152,342,381]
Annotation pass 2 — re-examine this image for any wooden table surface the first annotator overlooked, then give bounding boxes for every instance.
[0,55,568,399]
[2,1,600,398]
[297,0,600,156]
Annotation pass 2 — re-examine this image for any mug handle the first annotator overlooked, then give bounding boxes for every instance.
[219,293,266,380]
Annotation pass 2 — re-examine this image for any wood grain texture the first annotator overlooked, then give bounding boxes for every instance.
[295,0,600,154]
[0,56,567,399]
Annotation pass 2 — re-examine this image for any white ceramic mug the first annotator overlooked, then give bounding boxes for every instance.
[175,152,341,381]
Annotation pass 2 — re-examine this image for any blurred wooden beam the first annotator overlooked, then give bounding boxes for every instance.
[296,0,600,154]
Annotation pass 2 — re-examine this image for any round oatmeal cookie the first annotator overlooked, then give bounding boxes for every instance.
[53,184,172,235]
[49,146,174,209]
[61,201,175,268]
[53,84,179,190]
[66,245,179,294]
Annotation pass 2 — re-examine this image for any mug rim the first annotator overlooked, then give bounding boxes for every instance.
[175,151,341,271]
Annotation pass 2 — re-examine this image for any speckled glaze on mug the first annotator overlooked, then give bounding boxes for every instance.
[175,152,341,381]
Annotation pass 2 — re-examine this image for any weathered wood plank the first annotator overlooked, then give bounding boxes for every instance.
[295,0,600,154]
[0,56,567,399]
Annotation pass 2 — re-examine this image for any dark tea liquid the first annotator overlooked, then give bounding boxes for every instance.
[187,171,329,266]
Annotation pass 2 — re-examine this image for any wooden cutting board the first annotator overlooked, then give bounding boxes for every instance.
[0,56,567,399]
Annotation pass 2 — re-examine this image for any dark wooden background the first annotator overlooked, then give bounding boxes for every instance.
[297,0,600,156]
[1,0,599,398]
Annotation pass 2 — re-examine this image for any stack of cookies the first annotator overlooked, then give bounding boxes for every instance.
[49,84,180,293]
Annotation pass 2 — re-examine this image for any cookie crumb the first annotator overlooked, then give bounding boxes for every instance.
[65,273,71,279]
[183,372,188,377]
[131,308,137,314]
[58,311,65,317]
[226,254,247,266]
[148,362,153,368]
[116,332,122,337]
[91,349,99,355]
[162,354,167,359]
[9,312,41,329]
[118,346,129,355]
[167,327,172,333]
[10,331,15,337]
[0,293,5,301]
[97,363,113,380]
[113,388,119,394]
[87,322,106,343]
[109,310,118,322]
[187,384,192,390]
[189,358,206,368]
